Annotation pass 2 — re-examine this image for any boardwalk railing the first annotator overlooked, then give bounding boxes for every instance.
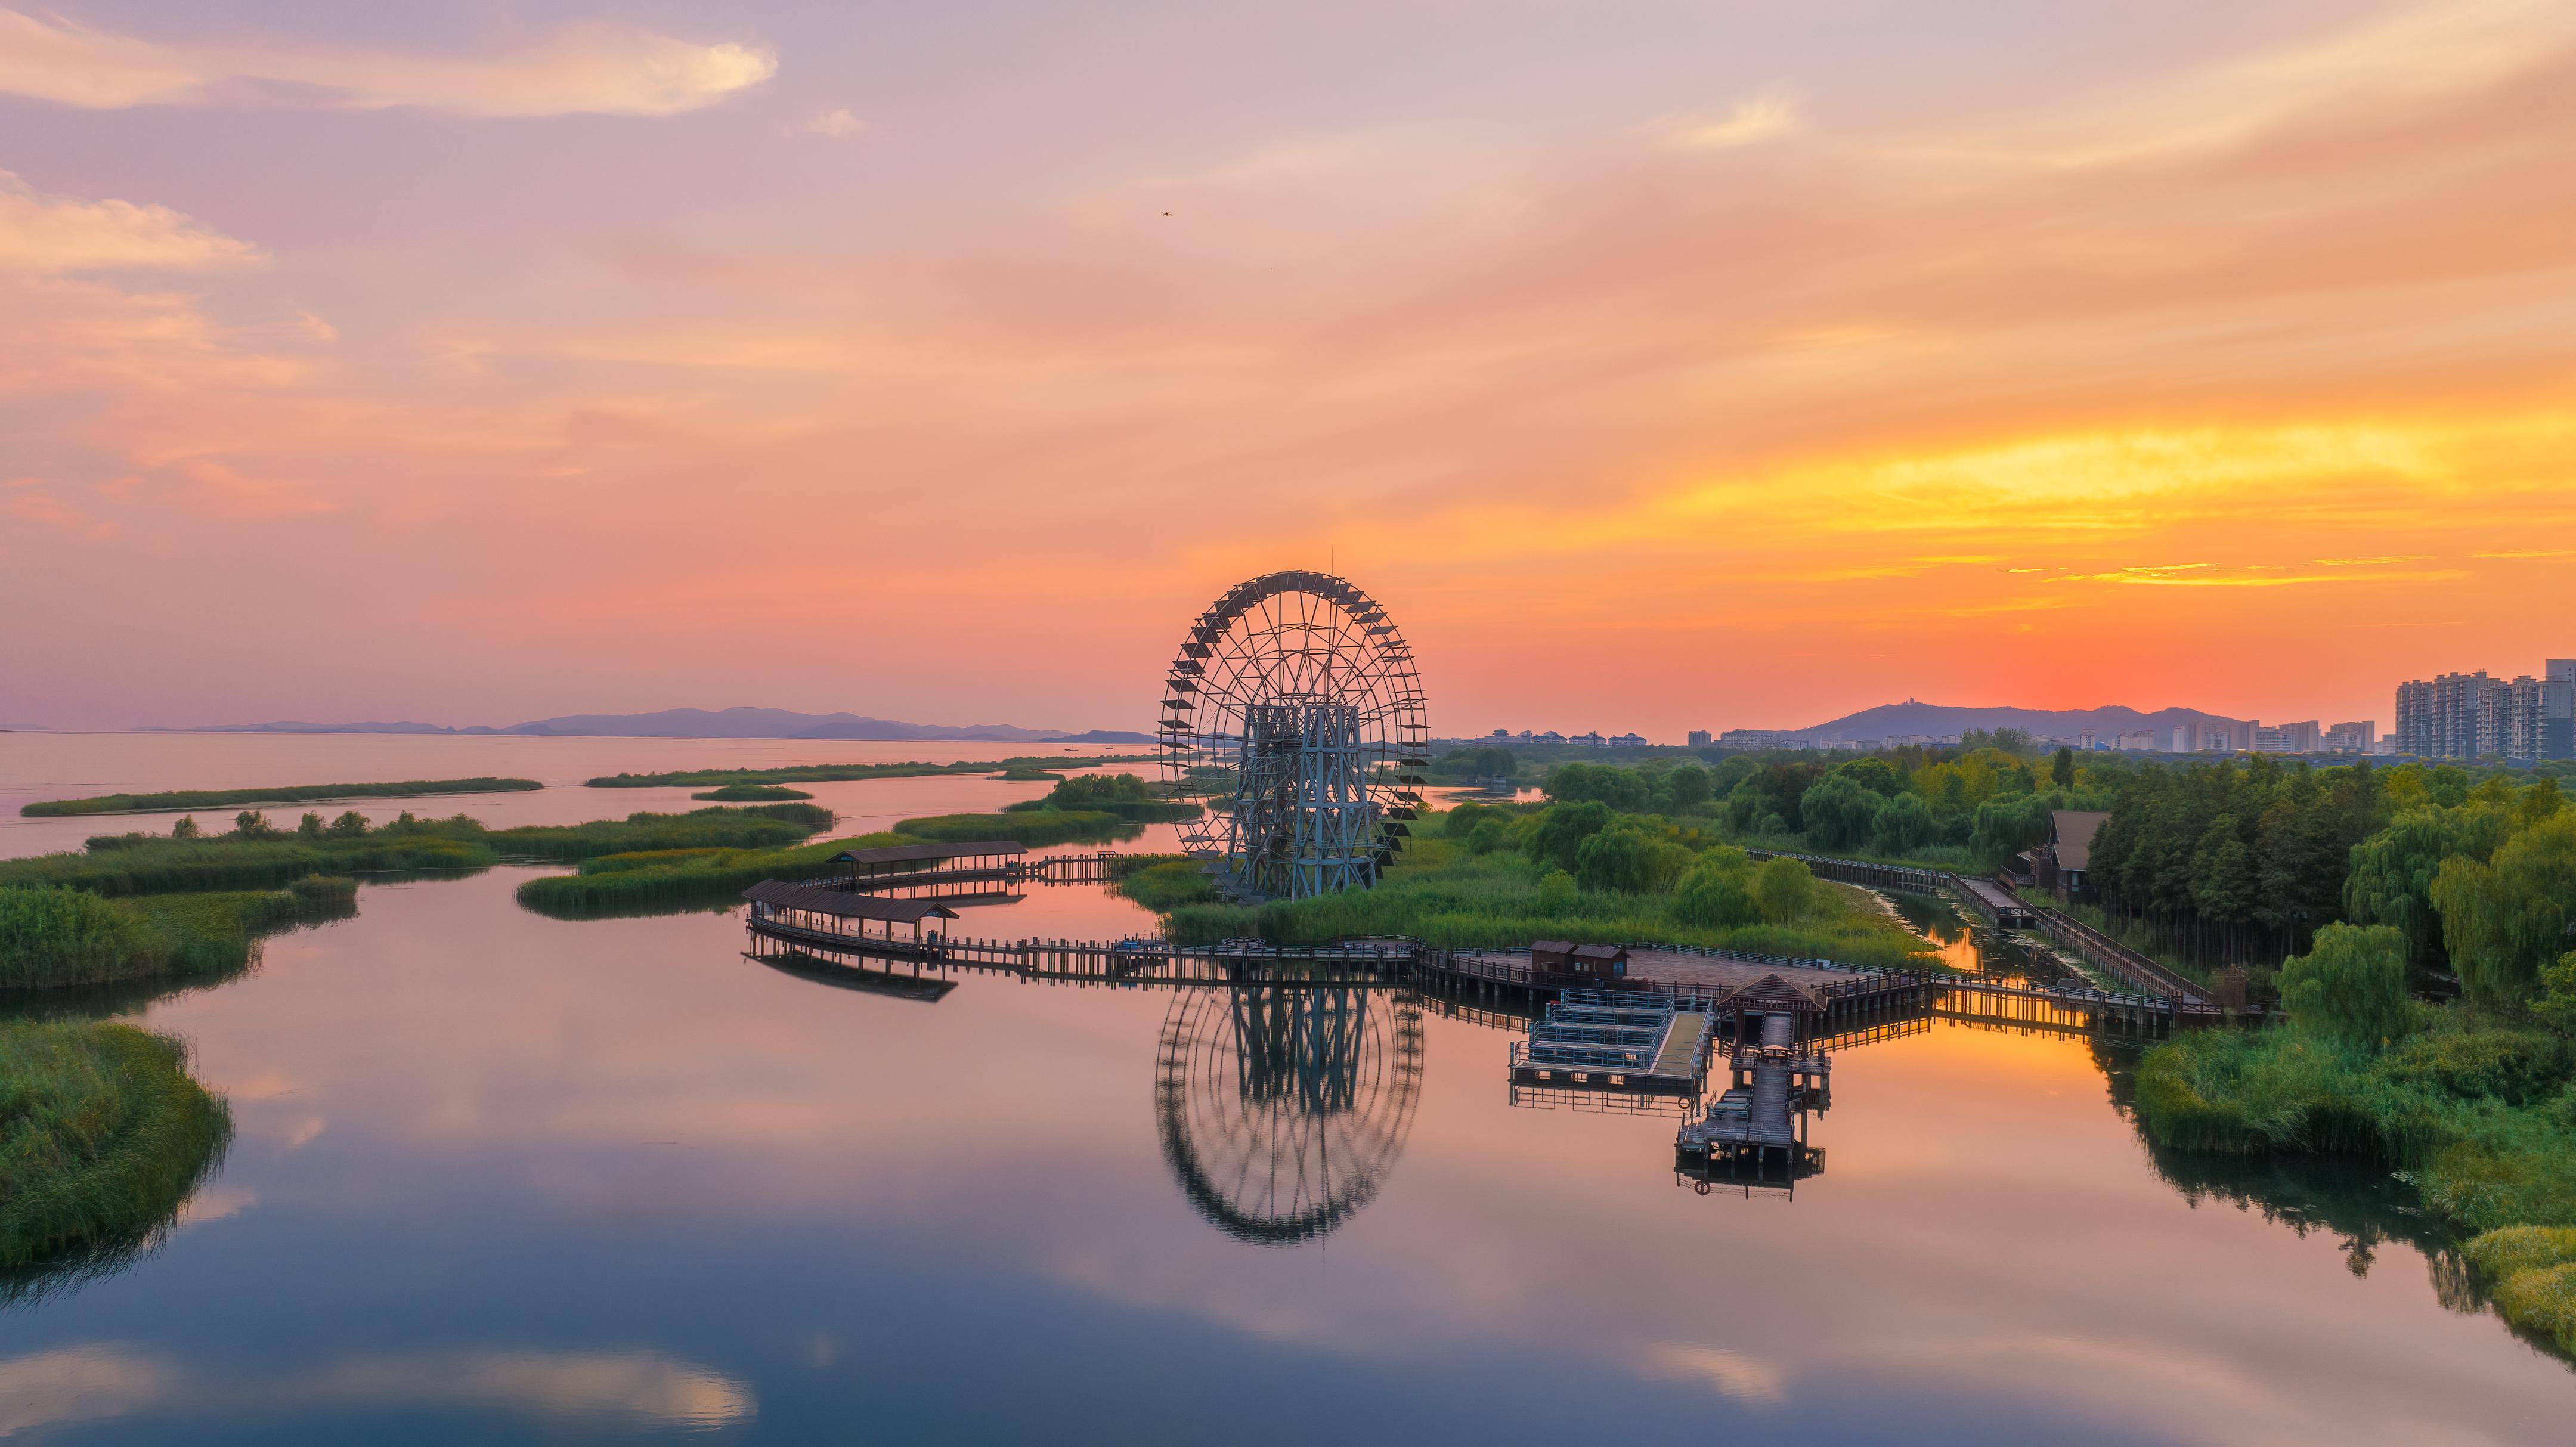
[2030,906,2210,1008]
[1742,848,1949,894]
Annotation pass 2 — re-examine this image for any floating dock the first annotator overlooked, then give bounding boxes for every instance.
[1509,989,1711,1096]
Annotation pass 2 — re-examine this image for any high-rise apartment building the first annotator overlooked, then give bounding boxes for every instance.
[2397,663,2569,758]
[2396,678,2435,757]
[2549,660,2575,761]
[2324,720,2376,753]
[2479,676,2547,760]
[1687,730,1713,748]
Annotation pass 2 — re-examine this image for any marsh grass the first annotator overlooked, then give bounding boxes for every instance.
[1,881,357,991]
[21,777,541,817]
[1111,860,1221,911]
[0,1021,231,1274]
[2466,1226,2576,1354]
[0,831,495,897]
[485,804,832,862]
[894,810,1145,847]
[691,784,813,801]
[512,832,915,918]
[2134,1015,2576,1254]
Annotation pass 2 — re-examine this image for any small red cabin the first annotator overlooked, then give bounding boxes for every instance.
[1530,940,1630,984]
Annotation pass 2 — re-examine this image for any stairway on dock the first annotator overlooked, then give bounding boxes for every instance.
[1651,1009,1710,1076]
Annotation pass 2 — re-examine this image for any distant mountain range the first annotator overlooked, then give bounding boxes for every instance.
[150,707,1156,745]
[1764,701,2253,744]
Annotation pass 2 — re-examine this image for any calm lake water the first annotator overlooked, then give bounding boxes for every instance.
[3,734,2572,1443]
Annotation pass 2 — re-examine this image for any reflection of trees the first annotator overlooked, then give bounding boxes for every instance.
[2088,1038,2479,1311]
[1154,986,1422,1245]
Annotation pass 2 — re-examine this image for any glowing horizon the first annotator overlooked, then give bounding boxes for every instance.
[4,1,2572,737]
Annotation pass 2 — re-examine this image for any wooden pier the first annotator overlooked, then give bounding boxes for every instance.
[740,864,2201,1039]
[1509,989,1712,1097]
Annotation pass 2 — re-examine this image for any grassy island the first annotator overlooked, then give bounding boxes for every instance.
[1,1020,231,1272]
[515,831,912,918]
[691,783,813,801]
[1122,802,1941,966]
[1003,773,1198,823]
[23,777,541,818]
[0,803,836,900]
[584,754,1157,789]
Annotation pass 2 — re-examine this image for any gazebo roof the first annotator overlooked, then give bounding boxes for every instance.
[1716,972,1826,1012]
[742,879,960,923]
[831,841,1029,867]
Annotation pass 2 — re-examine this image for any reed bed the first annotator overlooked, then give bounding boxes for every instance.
[23,777,540,817]
[2469,1226,2576,1353]
[513,832,914,919]
[894,810,1145,847]
[1111,860,1221,911]
[1,880,357,990]
[0,833,494,898]
[586,754,1156,789]
[484,804,832,862]
[1,1021,231,1270]
[2133,1018,2576,1254]
[691,783,813,801]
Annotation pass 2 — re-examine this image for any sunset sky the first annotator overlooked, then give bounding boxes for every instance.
[4,0,2572,737]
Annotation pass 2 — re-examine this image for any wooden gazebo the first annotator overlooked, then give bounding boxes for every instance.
[1714,972,1826,1049]
[742,879,960,952]
[830,841,1027,891]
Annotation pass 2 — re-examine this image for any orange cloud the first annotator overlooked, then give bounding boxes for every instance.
[0,10,775,116]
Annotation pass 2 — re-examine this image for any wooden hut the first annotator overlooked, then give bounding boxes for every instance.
[1530,940,1631,986]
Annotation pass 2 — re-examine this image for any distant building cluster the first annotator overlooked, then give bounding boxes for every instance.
[1701,718,2389,757]
[2394,659,2575,761]
[1486,727,1649,749]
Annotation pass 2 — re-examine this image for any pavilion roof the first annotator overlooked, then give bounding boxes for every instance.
[742,879,961,923]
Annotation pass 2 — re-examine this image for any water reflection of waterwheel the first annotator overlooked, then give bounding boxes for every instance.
[1154,986,1423,1245]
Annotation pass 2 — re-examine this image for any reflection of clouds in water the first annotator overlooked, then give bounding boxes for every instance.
[0,1347,177,1437]
[0,1344,754,1436]
[1049,1248,1332,1346]
[171,1183,257,1228]
[1644,1343,1788,1405]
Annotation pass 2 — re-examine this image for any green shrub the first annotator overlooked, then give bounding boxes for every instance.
[2380,1027,2572,1106]
[1753,857,1816,923]
[2280,923,2413,1049]
[1671,854,1758,928]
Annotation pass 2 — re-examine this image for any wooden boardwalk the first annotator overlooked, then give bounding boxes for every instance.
[741,869,2197,1037]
